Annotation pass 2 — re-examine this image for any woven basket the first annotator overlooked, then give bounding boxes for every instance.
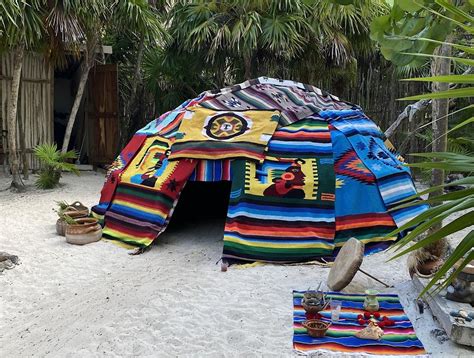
[303,320,331,338]
[63,207,88,219]
[65,217,102,245]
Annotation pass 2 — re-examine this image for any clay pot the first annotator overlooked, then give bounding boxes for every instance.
[56,218,67,236]
[65,218,102,245]
[303,320,331,338]
[416,258,444,277]
[363,289,380,312]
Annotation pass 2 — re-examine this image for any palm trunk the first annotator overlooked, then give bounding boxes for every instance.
[7,46,25,190]
[18,102,29,180]
[426,42,451,257]
[123,36,145,137]
[130,37,145,106]
[61,38,97,153]
[17,79,28,180]
[430,44,451,199]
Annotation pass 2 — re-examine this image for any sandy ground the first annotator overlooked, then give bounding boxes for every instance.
[0,172,472,357]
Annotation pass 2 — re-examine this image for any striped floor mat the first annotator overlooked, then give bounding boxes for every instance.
[293,291,426,356]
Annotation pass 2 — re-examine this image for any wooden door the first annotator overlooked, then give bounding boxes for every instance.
[87,64,119,165]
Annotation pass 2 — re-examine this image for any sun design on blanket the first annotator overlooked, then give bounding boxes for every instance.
[203,112,251,140]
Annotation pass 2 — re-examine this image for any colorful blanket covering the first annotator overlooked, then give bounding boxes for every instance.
[169,107,281,162]
[330,122,398,255]
[293,291,426,356]
[101,135,197,247]
[201,77,353,125]
[188,159,232,182]
[91,77,427,257]
[323,110,427,228]
[222,117,336,263]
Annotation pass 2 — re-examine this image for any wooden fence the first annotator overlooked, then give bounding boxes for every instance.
[0,52,53,171]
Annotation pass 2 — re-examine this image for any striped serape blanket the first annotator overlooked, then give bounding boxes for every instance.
[293,291,426,356]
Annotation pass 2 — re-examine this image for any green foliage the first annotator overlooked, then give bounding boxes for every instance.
[62,214,77,225]
[56,200,69,211]
[34,143,79,189]
[369,0,474,296]
[141,0,389,115]
[370,0,461,67]
[388,151,474,296]
[414,129,473,183]
[0,0,45,50]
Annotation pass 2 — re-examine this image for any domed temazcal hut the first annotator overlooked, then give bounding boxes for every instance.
[92,77,426,264]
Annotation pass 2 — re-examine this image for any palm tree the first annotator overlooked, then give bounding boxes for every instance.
[44,0,109,154]
[168,0,314,81]
[0,0,44,190]
[44,0,164,154]
[112,0,166,143]
[162,0,389,89]
[370,0,474,294]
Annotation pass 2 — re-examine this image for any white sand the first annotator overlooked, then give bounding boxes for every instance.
[0,172,472,357]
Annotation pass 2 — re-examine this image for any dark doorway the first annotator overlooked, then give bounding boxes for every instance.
[166,181,232,232]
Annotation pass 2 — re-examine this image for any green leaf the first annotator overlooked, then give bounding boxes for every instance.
[401,75,474,84]
[391,199,474,251]
[422,250,474,297]
[388,198,474,244]
[397,0,423,12]
[329,0,354,5]
[391,211,474,259]
[391,177,474,205]
[398,188,474,207]
[388,199,469,239]
[400,53,474,67]
[424,1,474,34]
[407,162,474,172]
[435,0,474,24]
[433,232,474,285]
[399,87,474,101]
[410,152,474,161]
[447,117,474,134]
[393,36,474,55]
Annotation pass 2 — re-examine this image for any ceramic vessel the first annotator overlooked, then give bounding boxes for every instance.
[65,217,102,245]
[363,289,379,312]
[56,218,67,236]
[302,291,328,313]
[302,320,330,338]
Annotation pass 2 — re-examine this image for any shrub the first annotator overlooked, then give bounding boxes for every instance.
[34,143,79,189]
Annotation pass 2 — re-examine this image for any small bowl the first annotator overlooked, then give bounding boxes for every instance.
[301,298,329,313]
[303,319,331,338]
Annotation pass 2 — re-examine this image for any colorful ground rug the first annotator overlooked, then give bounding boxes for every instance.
[293,291,426,356]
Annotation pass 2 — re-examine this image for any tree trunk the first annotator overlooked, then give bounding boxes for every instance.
[61,38,97,153]
[17,95,29,180]
[430,44,451,198]
[243,54,252,80]
[123,36,145,140]
[426,41,452,257]
[7,46,25,191]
